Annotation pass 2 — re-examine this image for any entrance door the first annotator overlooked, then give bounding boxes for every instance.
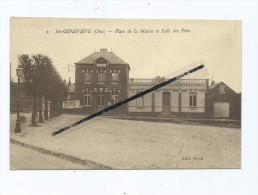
[162,92,170,113]
[97,94,105,111]
[214,102,229,118]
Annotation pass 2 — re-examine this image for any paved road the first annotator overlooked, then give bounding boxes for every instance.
[10,143,91,170]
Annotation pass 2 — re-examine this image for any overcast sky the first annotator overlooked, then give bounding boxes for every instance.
[11,18,241,92]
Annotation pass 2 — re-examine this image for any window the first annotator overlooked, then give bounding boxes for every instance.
[219,85,226,94]
[84,92,91,106]
[111,73,119,82]
[96,63,106,68]
[98,73,105,82]
[97,94,105,106]
[74,100,80,108]
[69,102,74,108]
[111,90,118,105]
[63,101,74,109]
[63,101,69,108]
[136,90,143,107]
[84,72,91,82]
[189,92,197,107]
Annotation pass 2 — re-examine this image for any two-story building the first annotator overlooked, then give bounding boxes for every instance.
[73,48,130,115]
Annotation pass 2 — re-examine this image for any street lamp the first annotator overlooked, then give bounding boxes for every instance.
[15,67,23,133]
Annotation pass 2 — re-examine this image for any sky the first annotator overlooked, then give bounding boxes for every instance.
[10,18,241,92]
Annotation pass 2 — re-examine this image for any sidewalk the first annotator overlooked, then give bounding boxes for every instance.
[10,113,241,169]
[105,115,241,128]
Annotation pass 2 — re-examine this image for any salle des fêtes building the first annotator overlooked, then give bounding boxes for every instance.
[63,49,241,119]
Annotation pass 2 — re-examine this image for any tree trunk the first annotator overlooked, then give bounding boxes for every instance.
[31,95,37,126]
[49,100,53,119]
[53,100,56,117]
[56,101,59,116]
[55,101,57,116]
[59,101,62,116]
[53,101,56,117]
[44,96,48,120]
[38,96,43,123]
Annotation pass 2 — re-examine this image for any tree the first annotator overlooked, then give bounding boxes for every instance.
[18,54,68,126]
[48,70,68,118]
[31,54,54,122]
[18,54,39,126]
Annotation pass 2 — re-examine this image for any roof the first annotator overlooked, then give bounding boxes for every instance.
[209,81,237,95]
[75,51,129,65]
[209,82,223,90]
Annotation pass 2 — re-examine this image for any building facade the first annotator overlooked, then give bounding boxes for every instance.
[206,82,241,119]
[63,49,240,119]
[127,78,208,118]
[73,48,130,115]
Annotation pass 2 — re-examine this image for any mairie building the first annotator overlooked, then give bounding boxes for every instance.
[63,49,241,119]
[73,48,130,115]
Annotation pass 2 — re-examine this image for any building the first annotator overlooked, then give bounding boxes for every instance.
[206,81,241,119]
[62,80,76,110]
[127,78,209,118]
[63,49,241,119]
[72,48,130,115]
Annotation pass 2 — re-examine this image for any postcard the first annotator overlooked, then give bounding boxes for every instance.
[10,18,241,169]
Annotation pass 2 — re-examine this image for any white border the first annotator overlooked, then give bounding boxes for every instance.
[1,1,258,195]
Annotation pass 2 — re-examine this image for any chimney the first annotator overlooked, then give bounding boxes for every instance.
[100,48,108,52]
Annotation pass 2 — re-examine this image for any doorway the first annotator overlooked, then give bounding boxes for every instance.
[162,92,170,113]
[214,102,230,118]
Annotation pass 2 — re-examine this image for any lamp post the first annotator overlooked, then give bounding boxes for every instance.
[15,67,23,133]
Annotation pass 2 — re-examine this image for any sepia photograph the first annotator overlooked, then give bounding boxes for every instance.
[10,18,241,170]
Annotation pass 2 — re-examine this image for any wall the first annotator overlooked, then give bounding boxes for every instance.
[74,62,129,115]
[206,82,241,119]
[127,79,208,116]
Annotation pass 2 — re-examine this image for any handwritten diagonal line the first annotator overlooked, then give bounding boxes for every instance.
[52,65,204,136]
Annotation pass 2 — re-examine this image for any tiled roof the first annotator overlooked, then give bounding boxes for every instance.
[75,52,129,65]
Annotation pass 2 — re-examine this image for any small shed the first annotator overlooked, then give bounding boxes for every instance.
[206,82,241,119]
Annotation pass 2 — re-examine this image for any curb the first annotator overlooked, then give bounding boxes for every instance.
[105,116,241,128]
[10,138,112,170]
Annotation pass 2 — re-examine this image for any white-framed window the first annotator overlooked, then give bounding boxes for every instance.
[111,90,118,105]
[63,101,74,109]
[98,72,105,82]
[97,94,105,106]
[84,72,91,82]
[84,92,91,106]
[111,73,119,82]
[63,101,69,109]
[136,90,143,107]
[189,92,197,107]
[74,100,80,108]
